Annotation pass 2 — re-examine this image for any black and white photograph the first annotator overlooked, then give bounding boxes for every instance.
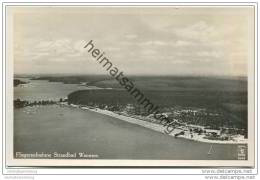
[3,3,256,168]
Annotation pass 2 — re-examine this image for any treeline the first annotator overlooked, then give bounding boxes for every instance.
[68,89,247,109]
[30,75,247,92]
[31,75,110,84]
[14,99,57,108]
[67,89,248,133]
[14,79,28,87]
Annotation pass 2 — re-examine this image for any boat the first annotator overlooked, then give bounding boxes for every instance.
[207,144,213,155]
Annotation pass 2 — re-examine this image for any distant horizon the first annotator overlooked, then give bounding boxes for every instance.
[12,7,253,76]
[14,73,248,78]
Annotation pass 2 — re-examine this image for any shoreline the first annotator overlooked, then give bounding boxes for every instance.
[65,103,247,145]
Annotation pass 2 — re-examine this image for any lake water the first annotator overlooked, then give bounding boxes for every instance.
[14,78,243,160]
[14,78,99,101]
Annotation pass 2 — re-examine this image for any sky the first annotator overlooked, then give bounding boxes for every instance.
[11,7,254,76]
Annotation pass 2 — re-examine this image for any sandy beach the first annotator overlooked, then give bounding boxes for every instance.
[67,104,247,145]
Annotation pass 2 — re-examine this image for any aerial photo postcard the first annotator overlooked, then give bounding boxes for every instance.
[5,5,255,167]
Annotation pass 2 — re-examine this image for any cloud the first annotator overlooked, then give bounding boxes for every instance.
[196,51,224,58]
[13,7,252,76]
[15,38,89,63]
[106,47,121,52]
[125,34,138,40]
[141,40,168,46]
[172,21,215,41]
[73,40,87,53]
[174,40,195,47]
